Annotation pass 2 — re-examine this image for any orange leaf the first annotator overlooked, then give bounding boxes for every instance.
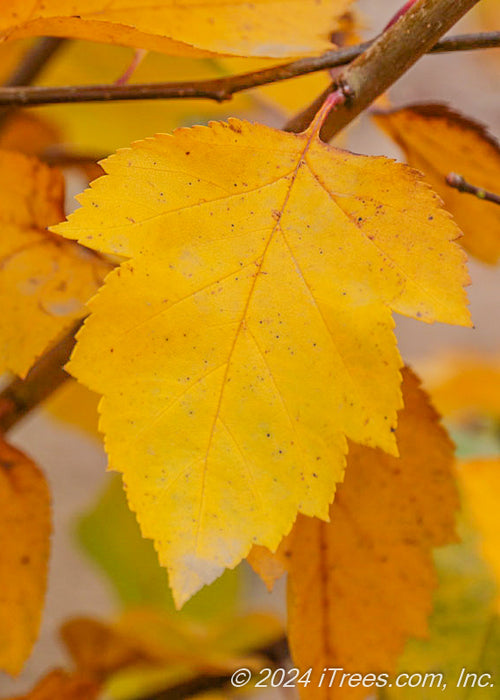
[60,609,282,698]
[280,368,458,698]
[0,113,61,158]
[373,104,500,264]
[0,150,111,377]
[7,669,99,700]
[0,439,51,676]
[247,544,287,592]
[61,616,163,681]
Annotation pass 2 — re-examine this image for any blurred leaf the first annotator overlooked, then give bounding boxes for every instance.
[425,354,500,423]
[46,380,101,442]
[6,670,99,700]
[61,609,283,700]
[0,112,61,157]
[0,150,110,377]
[459,458,500,612]
[0,439,51,676]
[77,475,241,618]
[386,522,500,699]
[373,104,500,264]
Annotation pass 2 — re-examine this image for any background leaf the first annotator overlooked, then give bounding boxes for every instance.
[0,150,110,377]
[0,439,51,676]
[373,104,500,264]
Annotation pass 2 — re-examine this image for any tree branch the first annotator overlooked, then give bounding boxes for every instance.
[286,0,484,138]
[0,325,79,433]
[0,32,496,107]
[0,37,65,125]
[446,173,500,205]
[2,37,66,88]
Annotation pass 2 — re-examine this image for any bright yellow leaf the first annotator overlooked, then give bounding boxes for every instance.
[7,669,100,700]
[54,117,469,607]
[0,0,354,59]
[0,439,51,676]
[0,150,111,377]
[459,458,500,613]
[284,368,458,698]
[373,104,500,264]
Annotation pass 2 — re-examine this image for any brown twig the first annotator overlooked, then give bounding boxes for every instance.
[0,325,79,433]
[446,172,500,205]
[286,0,484,138]
[0,37,66,126]
[2,37,66,88]
[0,32,497,107]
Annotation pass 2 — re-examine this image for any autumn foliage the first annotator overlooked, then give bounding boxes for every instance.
[0,1,499,699]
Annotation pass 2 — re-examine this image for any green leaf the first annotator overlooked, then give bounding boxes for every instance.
[386,520,500,699]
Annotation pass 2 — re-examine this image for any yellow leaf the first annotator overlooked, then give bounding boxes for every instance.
[0,439,51,676]
[459,458,500,613]
[0,0,354,59]
[284,368,459,698]
[0,150,111,377]
[7,669,100,700]
[54,117,469,607]
[373,104,500,264]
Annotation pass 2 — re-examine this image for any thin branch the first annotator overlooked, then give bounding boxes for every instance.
[0,32,497,107]
[0,37,66,125]
[446,172,500,205]
[286,0,484,138]
[0,325,79,433]
[3,37,66,88]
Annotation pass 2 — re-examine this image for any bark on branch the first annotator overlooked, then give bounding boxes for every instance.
[286,0,484,138]
[0,32,497,107]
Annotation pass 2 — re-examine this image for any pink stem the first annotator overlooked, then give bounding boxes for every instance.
[383,0,421,31]
[307,87,348,136]
[115,49,148,86]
